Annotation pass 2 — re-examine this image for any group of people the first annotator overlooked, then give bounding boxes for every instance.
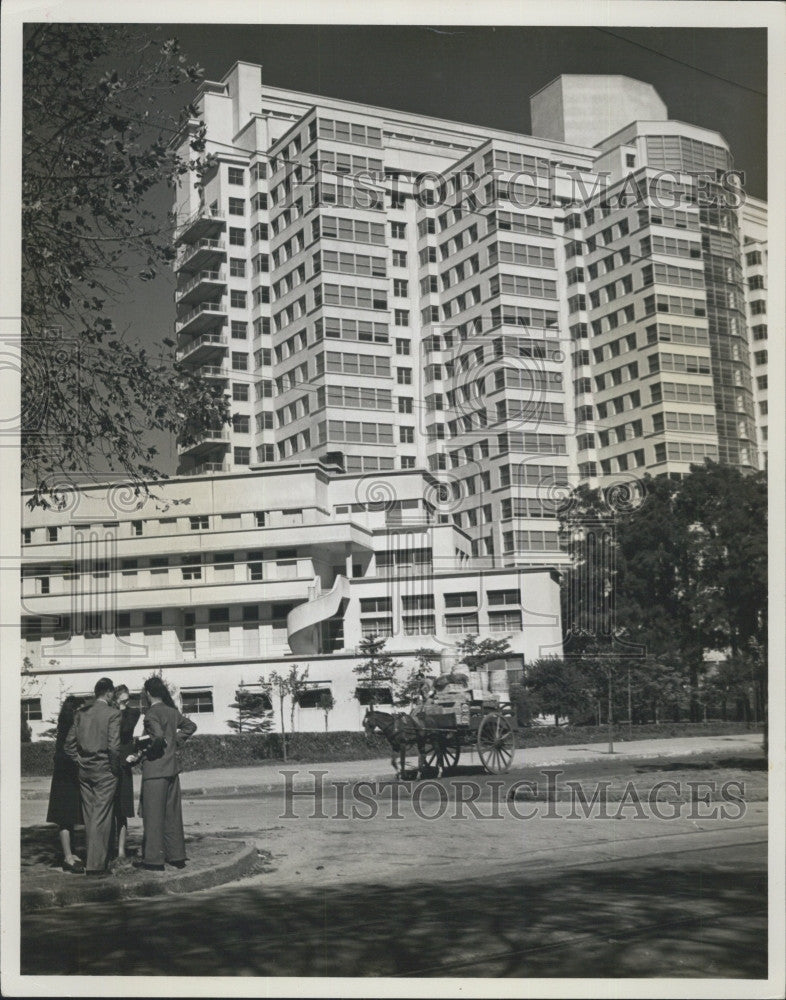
[46,675,197,876]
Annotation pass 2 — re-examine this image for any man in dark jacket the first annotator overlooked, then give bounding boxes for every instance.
[64,677,121,875]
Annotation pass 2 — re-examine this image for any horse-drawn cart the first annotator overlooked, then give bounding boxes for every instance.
[419,697,517,775]
[364,679,517,778]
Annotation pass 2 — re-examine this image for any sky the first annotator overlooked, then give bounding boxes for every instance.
[78,24,769,474]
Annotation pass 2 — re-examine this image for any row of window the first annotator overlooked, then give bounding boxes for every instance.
[594,362,639,392]
[320,249,386,277]
[645,321,709,347]
[321,316,389,343]
[596,419,644,447]
[648,351,712,376]
[315,385,392,411]
[651,411,717,434]
[362,610,522,638]
[317,117,383,147]
[22,509,276,544]
[318,350,391,377]
[640,234,702,260]
[316,419,396,445]
[21,691,214,720]
[490,273,558,300]
[654,441,719,463]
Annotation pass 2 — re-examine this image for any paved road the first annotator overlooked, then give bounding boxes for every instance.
[20,751,768,978]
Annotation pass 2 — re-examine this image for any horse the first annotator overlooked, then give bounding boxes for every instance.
[362,708,439,780]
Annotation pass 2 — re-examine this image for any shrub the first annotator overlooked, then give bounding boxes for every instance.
[20,720,761,776]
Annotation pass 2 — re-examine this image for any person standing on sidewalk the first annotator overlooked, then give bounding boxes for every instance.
[110,684,140,862]
[136,676,197,872]
[64,677,121,876]
[46,695,85,873]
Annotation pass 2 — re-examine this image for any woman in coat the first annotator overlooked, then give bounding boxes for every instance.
[46,695,84,873]
[111,684,140,860]
[136,676,197,872]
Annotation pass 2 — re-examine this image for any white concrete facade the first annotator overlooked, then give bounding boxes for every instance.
[741,197,768,467]
[21,465,562,738]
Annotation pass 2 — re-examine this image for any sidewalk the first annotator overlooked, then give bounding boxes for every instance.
[21,732,764,800]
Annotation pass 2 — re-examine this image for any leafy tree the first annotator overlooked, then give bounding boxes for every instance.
[509,682,537,728]
[353,634,403,711]
[287,664,310,733]
[558,464,767,723]
[227,685,273,734]
[318,690,335,732]
[524,657,595,726]
[454,634,513,673]
[263,671,290,762]
[261,665,309,759]
[705,648,762,723]
[22,24,229,504]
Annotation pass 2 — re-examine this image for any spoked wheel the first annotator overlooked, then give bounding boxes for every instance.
[476,713,516,774]
[423,735,462,774]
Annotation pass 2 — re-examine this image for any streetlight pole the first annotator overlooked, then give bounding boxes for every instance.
[627,665,633,741]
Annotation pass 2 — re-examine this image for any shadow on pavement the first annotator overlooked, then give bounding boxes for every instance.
[634,756,767,773]
[22,858,767,978]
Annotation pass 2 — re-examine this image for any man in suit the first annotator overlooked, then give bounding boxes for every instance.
[65,677,121,875]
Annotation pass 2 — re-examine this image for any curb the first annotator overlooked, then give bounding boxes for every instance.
[182,769,391,797]
[21,838,258,913]
[21,740,764,801]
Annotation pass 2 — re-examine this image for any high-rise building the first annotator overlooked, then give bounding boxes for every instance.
[741,196,768,467]
[171,65,762,547]
[20,66,767,736]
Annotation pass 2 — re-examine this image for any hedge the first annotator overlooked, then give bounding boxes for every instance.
[21,720,762,777]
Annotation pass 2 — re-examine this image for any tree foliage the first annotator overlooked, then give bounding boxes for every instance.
[227,686,274,734]
[558,463,767,722]
[524,657,594,726]
[22,24,229,503]
[353,634,403,710]
[317,690,335,732]
[454,634,513,672]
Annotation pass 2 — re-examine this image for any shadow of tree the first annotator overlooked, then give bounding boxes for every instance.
[21,825,74,869]
[634,757,767,774]
[22,856,767,978]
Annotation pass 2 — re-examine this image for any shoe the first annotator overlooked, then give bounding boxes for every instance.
[133,861,165,872]
[62,859,85,874]
[166,859,186,869]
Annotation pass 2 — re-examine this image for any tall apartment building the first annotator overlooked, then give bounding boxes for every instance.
[20,66,768,735]
[741,197,768,467]
[172,65,763,550]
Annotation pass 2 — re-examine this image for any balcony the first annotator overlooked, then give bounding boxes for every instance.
[177,427,231,458]
[182,460,232,476]
[194,364,229,382]
[175,269,226,306]
[175,302,227,337]
[175,207,226,245]
[175,238,227,273]
[177,332,228,366]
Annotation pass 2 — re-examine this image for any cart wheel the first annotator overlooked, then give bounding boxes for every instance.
[424,736,461,774]
[477,714,516,774]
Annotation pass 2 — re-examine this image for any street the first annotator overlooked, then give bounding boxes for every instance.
[20,751,768,978]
